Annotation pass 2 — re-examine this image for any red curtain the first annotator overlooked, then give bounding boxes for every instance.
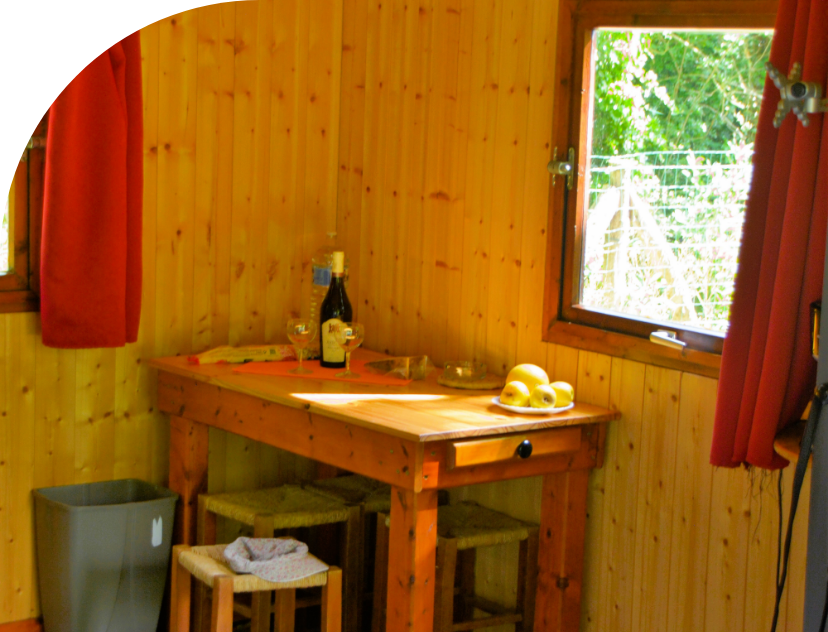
[41,33,143,348]
[711,0,828,469]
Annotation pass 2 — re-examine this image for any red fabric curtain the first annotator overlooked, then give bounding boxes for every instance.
[711,0,828,469]
[41,33,143,348]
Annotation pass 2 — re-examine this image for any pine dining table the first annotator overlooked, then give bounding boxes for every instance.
[151,349,619,632]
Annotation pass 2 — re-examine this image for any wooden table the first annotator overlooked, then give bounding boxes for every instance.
[151,350,619,632]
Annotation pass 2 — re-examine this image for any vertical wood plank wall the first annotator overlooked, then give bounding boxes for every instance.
[0,0,810,629]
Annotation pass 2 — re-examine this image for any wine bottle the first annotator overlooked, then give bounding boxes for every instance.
[320,251,353,368]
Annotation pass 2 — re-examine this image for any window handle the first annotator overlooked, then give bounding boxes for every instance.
[650,330,686,352]
[548,147,575,190]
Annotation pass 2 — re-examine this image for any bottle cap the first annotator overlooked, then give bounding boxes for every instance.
[332,251,345,274]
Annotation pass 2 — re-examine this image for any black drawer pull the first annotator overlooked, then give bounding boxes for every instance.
[516,440,533,459]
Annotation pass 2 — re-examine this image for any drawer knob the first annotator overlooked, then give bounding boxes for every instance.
[516,440,533,459]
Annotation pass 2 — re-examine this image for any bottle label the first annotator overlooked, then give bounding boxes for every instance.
[312,265,332,287]
[321,318,346,363]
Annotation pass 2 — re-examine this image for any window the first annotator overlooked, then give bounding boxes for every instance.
[543,1,778,376]
[1,115,45,312]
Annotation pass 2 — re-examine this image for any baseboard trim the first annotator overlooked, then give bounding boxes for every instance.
[0,619,42,632]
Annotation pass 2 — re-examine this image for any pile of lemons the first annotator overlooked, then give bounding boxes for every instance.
[500,364,574,410]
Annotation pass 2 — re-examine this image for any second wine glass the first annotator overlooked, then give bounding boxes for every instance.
[286,318,317,374]
[334,322,364,378]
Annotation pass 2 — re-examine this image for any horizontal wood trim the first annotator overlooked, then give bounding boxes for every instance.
[0,289,39,312]
[0,619,42,632]
[575,0,778,18]
[0,272,30,291]
[544,319,720,378]
[423,424,607,489]
[156,370,422,491]
[448,427,582,469]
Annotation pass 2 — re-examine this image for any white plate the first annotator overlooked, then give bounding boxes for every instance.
[491,397,575,415]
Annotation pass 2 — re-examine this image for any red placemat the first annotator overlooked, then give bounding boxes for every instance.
[232,359,412,386]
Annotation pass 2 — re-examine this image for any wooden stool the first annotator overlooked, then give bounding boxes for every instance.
[171,543,342,632]
[373,501,539,632]
[197,484,361,632]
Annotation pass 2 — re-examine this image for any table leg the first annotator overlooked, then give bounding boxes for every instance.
[386,486,439,632]
[169,415,209,545]
[536,470,590,632]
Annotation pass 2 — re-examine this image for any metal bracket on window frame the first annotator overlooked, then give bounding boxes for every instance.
[767,62,828,128]
[20,135,46,163]
[548,147,575,190]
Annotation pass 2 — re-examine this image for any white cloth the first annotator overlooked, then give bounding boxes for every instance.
[223,537,329,583]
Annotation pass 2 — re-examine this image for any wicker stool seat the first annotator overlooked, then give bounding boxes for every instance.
[303,474,392,514]
[197,484,361,632]
[171,544,341,632]
[201,484,352,528]
[373,501,539,632]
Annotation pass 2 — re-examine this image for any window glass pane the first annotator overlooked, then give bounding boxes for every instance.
[580,29,772,333]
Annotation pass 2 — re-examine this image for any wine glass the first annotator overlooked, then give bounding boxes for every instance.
[286,318,317,374]
[334,322,364,378]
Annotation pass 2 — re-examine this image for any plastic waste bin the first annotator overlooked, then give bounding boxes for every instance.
[33,479,178,632]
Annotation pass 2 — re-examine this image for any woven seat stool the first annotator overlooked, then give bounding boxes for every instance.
[197,485,361,632]
[372,501,539,632]
[171,544,342,632]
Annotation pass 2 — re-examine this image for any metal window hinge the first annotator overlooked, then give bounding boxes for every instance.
[767,62,828,128]
[20,135,46,163]
[548,147,574,190]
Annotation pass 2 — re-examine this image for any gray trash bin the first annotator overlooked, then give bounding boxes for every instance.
[33,479,178,632]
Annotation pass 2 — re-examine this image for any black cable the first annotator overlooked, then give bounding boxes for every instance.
[820,572,828,632]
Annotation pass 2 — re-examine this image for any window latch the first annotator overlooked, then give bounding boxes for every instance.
[650,330,687,352]
[548,147,574,190]
[20,135,46,163]
[766,62,828,128]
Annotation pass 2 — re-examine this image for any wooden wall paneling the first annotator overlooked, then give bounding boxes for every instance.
[442,0,474,363]
[0,316,9,620]
[73,348,116,484]
[417,0,464,364]
[483,0,532,376]
[192,3,223,354]
[547,343,580,387]
[514,0,556,369]
[156,11,198,358]
[212,4,237,347]
[742,470,785,632]
[138,20,162,485]
[665,372,717,632]
[629,365,682,632]
[33,345,75,489]
[302,0,342,329]
[398,0,432,358]
[266,0,302,337]
[784,467,811,632]
[704,465,752,632]
[574,350,611,632]
[6,315,37,620]
[375,0,406,356]
[457,0,501,364]
[228,2,264,346]
[594,358,645,632]
[357,0,387,350]
[336,0,368,321]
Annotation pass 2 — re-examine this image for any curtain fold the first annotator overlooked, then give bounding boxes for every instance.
[711,0,828,469]
[41,32,143,348]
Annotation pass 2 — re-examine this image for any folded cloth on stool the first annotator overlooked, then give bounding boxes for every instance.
[223,537,329,583]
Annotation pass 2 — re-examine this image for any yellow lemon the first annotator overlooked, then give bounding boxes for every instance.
[500,381,531,407]
[550,381,575,406]
[505,364,549,394]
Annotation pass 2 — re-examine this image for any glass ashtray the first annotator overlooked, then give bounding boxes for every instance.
[442,361,487,382]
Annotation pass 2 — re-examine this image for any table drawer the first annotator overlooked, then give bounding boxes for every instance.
[447,426,582,469]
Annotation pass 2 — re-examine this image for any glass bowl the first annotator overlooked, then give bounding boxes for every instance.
[442,361,487,382]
